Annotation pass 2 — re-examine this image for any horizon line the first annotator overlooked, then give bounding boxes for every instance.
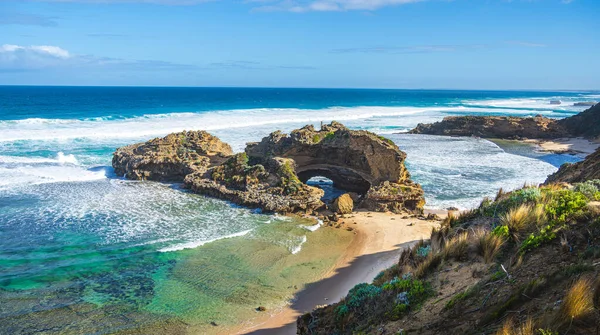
[0,84,598,93]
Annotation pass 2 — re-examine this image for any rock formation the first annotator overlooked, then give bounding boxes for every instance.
[331,194,353,214]
[409,115,569,139]
[559,103,600,140]
[112,122,425,214]
[113,131,233,181]
[409,103,600,140]
[545,147,600,184]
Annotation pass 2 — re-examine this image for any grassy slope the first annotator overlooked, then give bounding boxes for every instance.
[298,182,600,335]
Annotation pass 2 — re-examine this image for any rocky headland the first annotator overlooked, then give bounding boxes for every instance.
[409,103,600,141]
[113,122,425,214]
[545,146,600,184]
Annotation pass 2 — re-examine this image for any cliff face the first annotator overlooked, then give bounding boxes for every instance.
[112,122,425,214]
[409,103,599,140]
[409,115,569,139]
[545,147,600,184]
[558,103,600,140]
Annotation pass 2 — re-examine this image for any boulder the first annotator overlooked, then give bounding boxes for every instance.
[331,194,354,214]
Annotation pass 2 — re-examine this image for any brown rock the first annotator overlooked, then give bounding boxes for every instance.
[331,193,354,214]
[113,122,425,214]
[409,115,569,139]
[112,130,232,181]
[409,103,600,141]
[545,147,600,184]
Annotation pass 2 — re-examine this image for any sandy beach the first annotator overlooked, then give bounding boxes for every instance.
[227,210,440,335]
[524,137,600,157]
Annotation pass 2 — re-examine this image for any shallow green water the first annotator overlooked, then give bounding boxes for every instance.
[0,180,352,334]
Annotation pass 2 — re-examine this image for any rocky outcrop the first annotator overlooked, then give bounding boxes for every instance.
[184,154,325,214]
[409,103,600,140]
[409,115,569,140]
[113,122,425,214]
[331,194,353,214]
[545,147,600,184]
[246,122,424,213]
[112,131,232,181]
[559,103,600,140]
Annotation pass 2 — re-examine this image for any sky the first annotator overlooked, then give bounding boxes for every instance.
[0,0,598,89]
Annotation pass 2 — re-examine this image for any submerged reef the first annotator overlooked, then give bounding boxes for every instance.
[113,122,424,214]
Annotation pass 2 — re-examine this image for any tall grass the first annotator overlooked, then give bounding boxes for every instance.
[496,317,536,335]
[556,277,595,327]
[475,228,505,263]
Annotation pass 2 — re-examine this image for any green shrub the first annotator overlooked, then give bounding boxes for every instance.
[545,189,588,223]
[312,134,321,143]
[509,187,541,203]
[335,304,349,319]
[346,283,383,309]
[492,225,509,238]
[377,135,395,145]
[574,180,600,200]
[417,245,431,257]
[324,131,335,140]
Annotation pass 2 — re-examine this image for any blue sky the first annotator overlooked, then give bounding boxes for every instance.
[0,0,598,89]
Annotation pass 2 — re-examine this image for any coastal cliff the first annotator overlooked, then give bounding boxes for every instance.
[112,122,425,214]
[298,182,600,334]
[409,103,600,140]
[546,146,600,184]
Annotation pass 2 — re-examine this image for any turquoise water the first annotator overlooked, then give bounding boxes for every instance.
[0,87,597,334]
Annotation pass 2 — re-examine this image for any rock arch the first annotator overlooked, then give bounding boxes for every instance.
[245,122,424,213]
[112,122,425,214]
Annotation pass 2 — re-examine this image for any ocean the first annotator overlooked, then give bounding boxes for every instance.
[0,86,597,334]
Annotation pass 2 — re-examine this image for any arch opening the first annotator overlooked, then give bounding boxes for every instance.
[296,167,371,197]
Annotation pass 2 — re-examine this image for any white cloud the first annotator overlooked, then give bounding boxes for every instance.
[0,44,72,70]
[0,44,193,71]
[253,0,423,12]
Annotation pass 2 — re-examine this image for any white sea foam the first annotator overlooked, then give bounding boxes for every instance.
[392,134,559,209]
[159,229,252,252]
[0,105,560,144]
[0,153,107,189]
[462,97,590,112]
[289,235,307,255]
[301,219,323,232]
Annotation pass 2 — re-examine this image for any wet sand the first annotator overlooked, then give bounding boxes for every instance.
[523,137,600,157]
[233,210,440,335]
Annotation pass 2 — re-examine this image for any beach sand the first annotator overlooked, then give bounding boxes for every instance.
[228,210,440,335]
[524,137,600,157]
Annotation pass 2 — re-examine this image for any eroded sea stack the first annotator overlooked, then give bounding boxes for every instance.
[113,122,425,214]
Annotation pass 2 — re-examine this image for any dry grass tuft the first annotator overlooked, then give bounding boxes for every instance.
[556,277,595,327]
[496,317,536,335]
[414,252,442,278]
[475,228,505,263]
[431,226,449,252]
[499,204,535,240]
[442,232,469,261]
